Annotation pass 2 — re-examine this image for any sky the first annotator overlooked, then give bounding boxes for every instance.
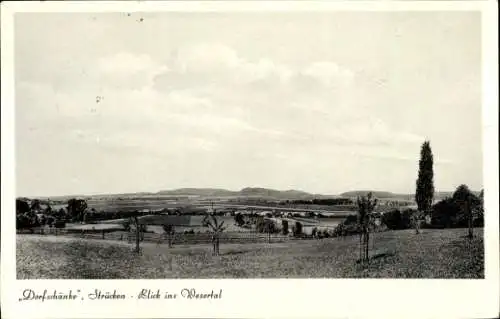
[15,11,483,197]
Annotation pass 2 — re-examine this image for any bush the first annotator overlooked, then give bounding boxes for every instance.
[16,215,31,229]
[163,224,174,234]
[400,209,415,229]
[473,214,484,227]
[321,229,331,238]
[381,209,415,230]
[311,227,318,238]
[46,216,55,227]
[234,213,245,227]
[431,198,464,228]
[381,209,403,230]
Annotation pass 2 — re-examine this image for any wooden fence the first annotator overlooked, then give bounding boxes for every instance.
[17,227,311,245]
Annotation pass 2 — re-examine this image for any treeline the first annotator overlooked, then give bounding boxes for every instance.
[16,196,237,231]
[428,185,483,229]
[16,198,90,230]
[279,198,353,206]
[331,184,484,237]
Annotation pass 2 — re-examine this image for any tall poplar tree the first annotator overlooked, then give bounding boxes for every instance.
[415,141,434,234]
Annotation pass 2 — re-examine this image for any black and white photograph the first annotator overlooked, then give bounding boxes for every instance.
[11,8,490,279]
[1,1,499,318]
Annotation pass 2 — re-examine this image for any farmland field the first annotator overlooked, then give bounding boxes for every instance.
[17,228,484,279]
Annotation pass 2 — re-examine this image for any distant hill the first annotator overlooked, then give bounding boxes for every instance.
[340,190,479,201]
[157,187,320,199]
[340,191,414,200]
[156,188,237,197]
[23,187,477,202]
[238,187,315,199]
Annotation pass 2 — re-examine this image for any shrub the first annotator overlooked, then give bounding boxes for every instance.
[431,198,462,228]
[163,224,174,234]
[321,229,331,238]
[400,209,415,229]
[234,213,245,227]
[333,219,362,237]
[16,214,31,229]
[46,216,55,227]
[473,215,484,227]
[381,209,402,230]
[332,223,344,237]
[311,227,318,238]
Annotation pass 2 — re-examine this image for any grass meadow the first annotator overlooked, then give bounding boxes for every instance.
[17,228,483,279]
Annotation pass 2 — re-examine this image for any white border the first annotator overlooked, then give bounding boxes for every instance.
[1,1,499,319]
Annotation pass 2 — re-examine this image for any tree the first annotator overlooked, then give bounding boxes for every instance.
[30,199,42,214]
[203,214,226,256]
[67,199,88,222]
[131,216,141,253]
[82,210,89,224]
[56,208,67,220]
[292,221,303,237]
[262,219,278,243]
[453,184,480,239]
[46,216,55,227]
[255,216,266,233]
[415,141,434,234]
[163,224,175,248]
[16,199,37,231]
[475,189,484,227]
[139,224,147,241]
[16,199,31,215]
[282,219,289,235]
[356,192,378,263]
[44,203,53,215]
[431,197,460,228]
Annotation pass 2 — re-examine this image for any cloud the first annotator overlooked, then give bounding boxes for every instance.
[98,52,165,75]
[17,43,439,185]
[154,43,353,91]
[301,61,355,87]
[94,52,169,90]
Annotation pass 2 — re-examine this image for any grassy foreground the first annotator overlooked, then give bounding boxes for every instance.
[17,228,483,279]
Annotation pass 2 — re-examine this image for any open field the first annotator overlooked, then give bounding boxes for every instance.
[47,195,391,216]
[28,214,345,239]
[17,228,483,279]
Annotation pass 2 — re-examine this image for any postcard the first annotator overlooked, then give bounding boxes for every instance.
[1,1,498,318]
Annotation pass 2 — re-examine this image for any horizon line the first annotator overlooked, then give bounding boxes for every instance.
[14,186,477,200]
